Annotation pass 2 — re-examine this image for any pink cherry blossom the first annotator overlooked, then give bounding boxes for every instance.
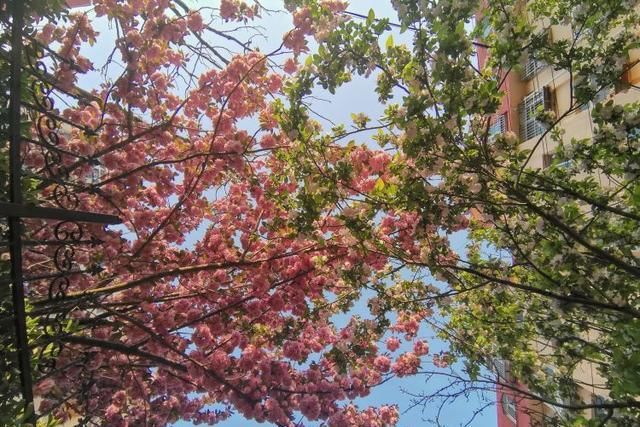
[386,337,401,352]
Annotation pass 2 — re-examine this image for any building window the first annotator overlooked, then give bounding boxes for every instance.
[542,153,573,170]
[502,394,517,422]
[556,159,572,169]
[84,158,104,185]
[489,113,507,138]
[543,366,569,416]
[494,359,510,381]
[593,85,612,105]
[593,395,609,419]
[478,15,492,39]
[573,75,612,111]
[519,87,553,141]
[522,55,545,80]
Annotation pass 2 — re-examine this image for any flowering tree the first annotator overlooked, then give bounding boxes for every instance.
[5,0,640,425]
[276,0,640,425]
[0,0,434,426]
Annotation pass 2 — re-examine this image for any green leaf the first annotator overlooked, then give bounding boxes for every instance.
[631,184,640,207]
[374,177,385,192]
[386,183,398,197]
[367,8,375,25]
[385,34,394,49]
[304,55,313,67]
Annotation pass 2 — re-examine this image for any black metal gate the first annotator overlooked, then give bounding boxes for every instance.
[1,1,120,422]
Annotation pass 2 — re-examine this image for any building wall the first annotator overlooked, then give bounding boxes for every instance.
[497,384,518,427]
[479,4,640,427]
[516,17,640,170]
[497,383,537,427]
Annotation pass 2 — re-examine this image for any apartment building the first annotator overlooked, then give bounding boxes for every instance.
[479,19,640,170]
[476,4,640,427]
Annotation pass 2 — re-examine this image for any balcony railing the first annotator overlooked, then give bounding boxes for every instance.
[522,56,545,80]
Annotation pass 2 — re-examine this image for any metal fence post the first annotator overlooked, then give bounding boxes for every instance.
[8,0,35,419]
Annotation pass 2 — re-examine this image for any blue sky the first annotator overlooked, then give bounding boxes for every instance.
[69,1,498,425]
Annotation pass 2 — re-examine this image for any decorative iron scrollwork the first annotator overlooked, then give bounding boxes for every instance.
[21,35,89,380]
[4,10,120,418]
[52,184,80,211]
[54,221,84,242]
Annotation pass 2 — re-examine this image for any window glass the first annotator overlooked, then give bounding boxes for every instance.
[502,394,517,421]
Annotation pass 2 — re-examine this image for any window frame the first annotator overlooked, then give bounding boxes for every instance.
[519,88,553,141]
[501,393,517,422]
[494,358,511,381]
[488,113,507,139]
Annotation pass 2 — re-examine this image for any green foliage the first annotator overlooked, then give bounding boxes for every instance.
[283,0,640,423]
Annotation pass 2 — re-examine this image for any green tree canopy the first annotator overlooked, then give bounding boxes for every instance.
[279,0,640,425]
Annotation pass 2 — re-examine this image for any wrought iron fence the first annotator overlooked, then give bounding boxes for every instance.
[1,1,120,422]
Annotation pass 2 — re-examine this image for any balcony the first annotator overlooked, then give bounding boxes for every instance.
[522,56,545,81]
